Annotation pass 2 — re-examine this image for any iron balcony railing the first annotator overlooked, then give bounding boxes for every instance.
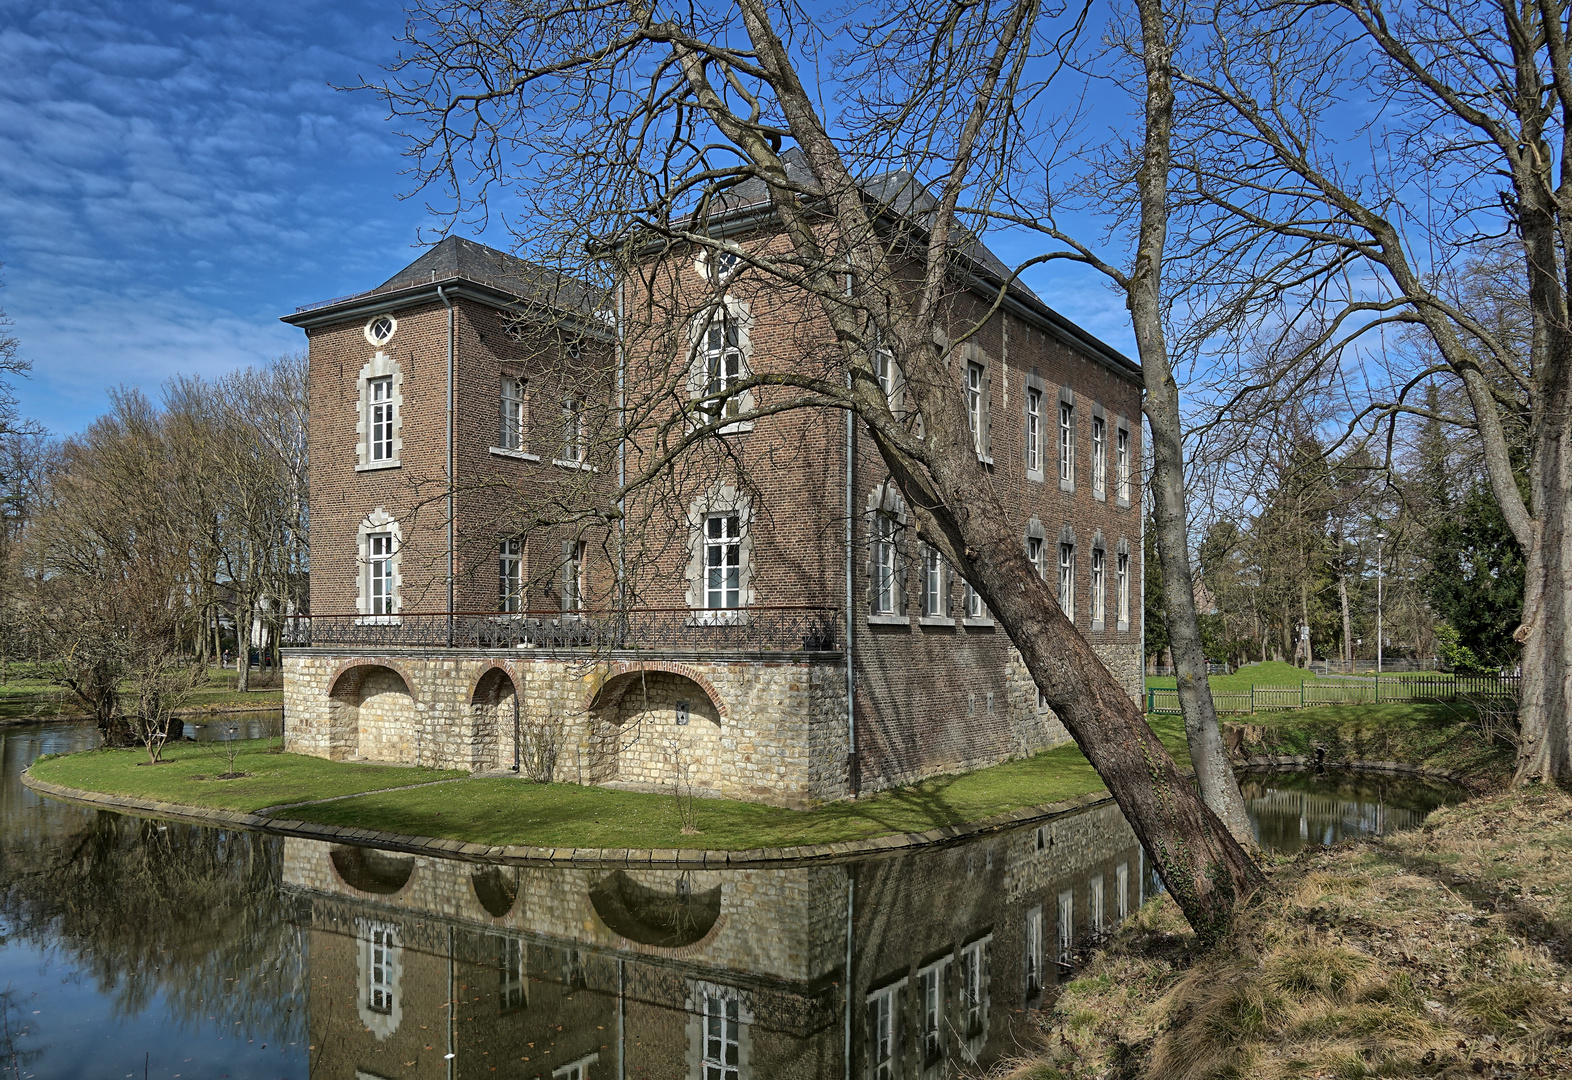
[283,606,842,653]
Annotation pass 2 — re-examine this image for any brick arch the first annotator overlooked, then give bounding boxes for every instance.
[327,657,422,702]
[584,661,729,720]
[465,661,519,703]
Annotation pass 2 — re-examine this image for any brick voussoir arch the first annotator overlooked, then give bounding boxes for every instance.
[583,661,729,720]
[465,661,520,703]
[326,656,423,702]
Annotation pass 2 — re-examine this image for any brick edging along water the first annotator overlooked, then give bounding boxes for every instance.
[18,768,1117,867]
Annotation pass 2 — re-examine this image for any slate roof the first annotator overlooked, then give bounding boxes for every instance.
[704,147,1037,299]
[370,235,606,316]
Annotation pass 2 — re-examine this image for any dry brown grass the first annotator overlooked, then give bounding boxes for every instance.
[1010,788,1572,1079]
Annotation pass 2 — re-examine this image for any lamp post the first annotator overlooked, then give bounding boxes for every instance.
[1376,532,1386,675]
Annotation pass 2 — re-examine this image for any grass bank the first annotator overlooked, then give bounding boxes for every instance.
[1018,786,1572,1079]
[1145,660,1449,693]
[32,714,1194,849]
[0,666,282,724]
[32,701,1510,851]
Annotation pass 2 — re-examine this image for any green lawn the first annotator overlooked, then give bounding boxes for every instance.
[31,738,464,813]
[1145,660,1365,692]
[32,701,1506,850]
[31,714,1193,849]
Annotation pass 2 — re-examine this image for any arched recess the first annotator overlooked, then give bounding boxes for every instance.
[585,668,727,793]
[588,870,723,948]
[471,865,520,919]
[330,845,416,895]
[470,667,517,772]
[326,663,417,764]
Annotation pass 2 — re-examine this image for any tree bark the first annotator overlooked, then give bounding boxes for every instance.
[1129,0,1255,844]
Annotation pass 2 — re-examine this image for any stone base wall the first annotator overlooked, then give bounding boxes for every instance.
[283,648,848,808]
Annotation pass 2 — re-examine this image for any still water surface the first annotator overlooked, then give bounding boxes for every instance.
[0,718,1462,1080]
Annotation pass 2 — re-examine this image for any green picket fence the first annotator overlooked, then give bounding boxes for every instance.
[1146,673,1520,716]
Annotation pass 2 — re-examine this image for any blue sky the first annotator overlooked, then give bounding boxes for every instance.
[0,0,1134,437]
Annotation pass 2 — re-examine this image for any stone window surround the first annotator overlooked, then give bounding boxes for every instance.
[1057,384,1076,493]
[960,340,994,465]
[865,480,910,626]
[1116,536,1132,631]
[1090,401,1108,502]
[917,541,954,628]
[356,507,403,621]
[917,955,953,1066]
[1023,370,1048,484]
[684,484,756,621]
[686,980,752,1080]
[866,974,909,1076]
[1115,414,1133,508]
[356,918,403,1041]
[355,351,404,472]
[1024,516,1048,582]
[688,297,756,434]
[491,373,537,460]
[1057,524,1076,623]
[1090,529,1107,632]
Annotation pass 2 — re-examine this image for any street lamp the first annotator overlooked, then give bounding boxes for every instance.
[1376,532,1387,674]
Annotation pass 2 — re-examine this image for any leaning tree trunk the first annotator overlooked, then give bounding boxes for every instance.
[1128,0,1255,845]
[234,598,252,694]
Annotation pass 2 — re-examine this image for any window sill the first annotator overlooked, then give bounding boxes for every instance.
[355,460,402,473]
[1027,470,1045,485]
[1091,619,1106,633]
[1059,479,1075,493]
[1116,497,1131,509]
[356,615,402,626]
[975,454,994,467]
[866,613,909,627]
[1117,620,1131,633]
[490,446,541,462]
[552,458,598,472]
[962,618,995,630]
[1093,489,1106,502]
[918,615,956,629]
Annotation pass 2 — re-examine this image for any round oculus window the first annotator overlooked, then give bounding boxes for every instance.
[365,315,397,346]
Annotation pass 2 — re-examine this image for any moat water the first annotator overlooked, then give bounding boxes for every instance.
[0,718,1463,1080]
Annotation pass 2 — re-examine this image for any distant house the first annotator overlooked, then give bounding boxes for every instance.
[279,178,1144,807]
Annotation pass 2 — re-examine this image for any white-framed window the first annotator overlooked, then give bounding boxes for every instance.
[1025,385,1043,476]
[702,993,741,1080]
[562,397,586,463]
[499,539,524,613]
[1057,890,1074,968]
[1116,862,1131,923]
[365,314,397,346]
[872,512,898,615]
[1027,535,1046,580]
[959,937,990,1043]
[917,958,949,1065]
[1117,549,1131,626]
[368,923,397,1013]
[368,533,396,616]
[1058,542,1075,624]
[1116,425,1131,502]
[500,376,527,451]
[963,581,986,621]
[706,514,742,610]
[1090,874,1106,937]
[553,1054,598,1080]
[1058,400,1075,486]
[867,982,901,1080]
[1024,905,1045,1000]
[1091,546,1106,627]
[1092,415,1107,498]
[967,362,985,455]
[705,310,746,419]
[875,345,896,401]
[921,544,945,618]
[369,376,395,462]
[498,934,526,1012]
[562,540,586,612]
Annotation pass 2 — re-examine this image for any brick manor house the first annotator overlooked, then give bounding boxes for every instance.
[280,179,1144,808]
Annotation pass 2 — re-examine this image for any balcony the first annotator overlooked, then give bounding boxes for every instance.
[283,606,842,654]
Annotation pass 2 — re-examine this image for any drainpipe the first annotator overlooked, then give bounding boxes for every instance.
[512,674,521,773]
[438,284,455,645]
[844,280,858,796]
[617,279,627,609]
[843,874,854,1080]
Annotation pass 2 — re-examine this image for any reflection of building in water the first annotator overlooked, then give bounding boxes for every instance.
[283,803,1147,1079]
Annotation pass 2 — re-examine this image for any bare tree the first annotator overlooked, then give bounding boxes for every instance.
[370,0,1262,932]
[1172,0,1572,783]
